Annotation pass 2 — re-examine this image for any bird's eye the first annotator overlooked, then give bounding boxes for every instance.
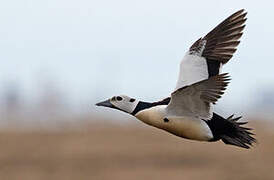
[129,98,135,102]
[116,96,123,101]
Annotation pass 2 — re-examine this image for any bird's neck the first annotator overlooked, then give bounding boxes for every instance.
[131,101,154,116]
[131,97,171,116]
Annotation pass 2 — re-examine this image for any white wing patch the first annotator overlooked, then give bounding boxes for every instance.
[175,53,209,91]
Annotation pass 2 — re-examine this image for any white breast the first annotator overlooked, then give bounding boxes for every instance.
[135,105,167,128]
[135,105,213,141]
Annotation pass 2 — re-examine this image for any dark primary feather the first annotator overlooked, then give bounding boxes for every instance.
[202,9,247,64]
[189,9,247,78]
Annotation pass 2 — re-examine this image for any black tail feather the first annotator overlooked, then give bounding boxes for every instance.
[205,113,257,149]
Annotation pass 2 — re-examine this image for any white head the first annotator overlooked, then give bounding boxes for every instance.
[96,95,139,114]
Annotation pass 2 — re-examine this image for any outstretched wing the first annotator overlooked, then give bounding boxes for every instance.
[201,9,246,64]
[175,9,246,90]
[167,73,230,120]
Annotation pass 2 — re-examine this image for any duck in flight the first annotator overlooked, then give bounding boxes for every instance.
[96,9,256,149]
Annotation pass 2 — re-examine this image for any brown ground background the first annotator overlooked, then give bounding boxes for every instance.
[0,120,273,180]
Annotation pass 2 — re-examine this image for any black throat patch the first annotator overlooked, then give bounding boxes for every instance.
[131,97,171,116]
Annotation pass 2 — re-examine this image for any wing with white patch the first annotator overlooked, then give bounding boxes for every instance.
[167,73,230,120]
[175,9,246,90]
[175,53,208,91]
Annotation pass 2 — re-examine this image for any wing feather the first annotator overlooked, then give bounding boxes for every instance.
[167,74,230,119]
[175,10,246,90]
[190,9,247,64]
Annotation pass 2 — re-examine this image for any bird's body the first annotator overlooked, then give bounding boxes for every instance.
[96,9,257,149]
[135,105,213,141]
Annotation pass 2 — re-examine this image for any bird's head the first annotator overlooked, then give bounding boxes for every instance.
[96,95,139,114]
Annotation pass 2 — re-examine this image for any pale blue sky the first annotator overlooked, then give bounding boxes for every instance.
[0,0,274,115]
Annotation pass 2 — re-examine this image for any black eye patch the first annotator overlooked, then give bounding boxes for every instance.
[116,96,123,101]
[129,98,135,102]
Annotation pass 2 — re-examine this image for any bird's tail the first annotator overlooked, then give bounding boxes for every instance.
[206,113,257,149]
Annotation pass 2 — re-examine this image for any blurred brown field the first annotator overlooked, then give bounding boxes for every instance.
[0,120,273,180]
